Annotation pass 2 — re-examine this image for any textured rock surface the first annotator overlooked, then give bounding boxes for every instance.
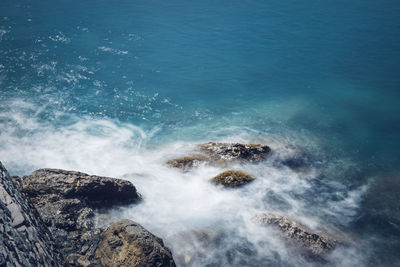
[167,142,272,170]
[200,142,271,163]
[19,169,140,207]
[252,213,337,256]
[166,155,208,171]
[95,219,176,267]
[0,162,64,267]
[211,170,255,187]
[16,168,141,266]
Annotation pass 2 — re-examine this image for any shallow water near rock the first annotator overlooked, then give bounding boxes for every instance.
[1,0,400,266]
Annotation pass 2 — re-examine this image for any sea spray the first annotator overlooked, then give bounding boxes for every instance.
[0,98,369,265]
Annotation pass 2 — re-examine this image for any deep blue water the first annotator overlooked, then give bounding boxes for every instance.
[1,0,400,266]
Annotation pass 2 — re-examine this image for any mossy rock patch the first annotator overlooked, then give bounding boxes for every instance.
[210,170,255,188]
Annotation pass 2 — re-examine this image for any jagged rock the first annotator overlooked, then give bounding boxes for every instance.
[252,213,337,256]
[95,219,176,267]
[16,168,142,267]
[166,142,271,171]
[166,155,208,171]
[0,161,64,267]
[200,142,271,163]
[211,170,255,188]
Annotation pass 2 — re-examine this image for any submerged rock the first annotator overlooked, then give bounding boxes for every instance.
[0,162,64,266]
[166,155,208,171]
[171,229,225,266]
[95,219,176,267]
[277,150,313,173]
[200,142,271,163]
[16,168,142,266]
[252,213,337,256]
[211,170,255,188]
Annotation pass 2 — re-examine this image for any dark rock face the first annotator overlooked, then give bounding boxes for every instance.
[16,168,141,266]
[211,170,255,188]
[200,142,271,163]
[252,213,337,256]
[166,155,208,171]
[19,169,140,207]
[0,162,64,267]
[95,219,176,267]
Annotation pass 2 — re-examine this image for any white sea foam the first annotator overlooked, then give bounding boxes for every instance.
[0,29,10,41]
[0,99,366,266]
[97,46,128,55]
[49,32,70,43]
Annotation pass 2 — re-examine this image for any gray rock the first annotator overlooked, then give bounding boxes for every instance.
[95,219,176,267]
[252,213,337,256]
[0,161,63,267]
[19,168,140,207]
[16,168,142,267]
[199,142,271,163]
[166,142,272,171]
[7,203,25,228]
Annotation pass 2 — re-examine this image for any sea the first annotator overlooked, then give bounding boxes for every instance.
[1,0,400,266]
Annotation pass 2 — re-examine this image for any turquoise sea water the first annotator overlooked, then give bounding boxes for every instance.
[1,0,400,266]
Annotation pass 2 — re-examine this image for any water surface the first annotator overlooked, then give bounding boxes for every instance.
[1,0,400,266]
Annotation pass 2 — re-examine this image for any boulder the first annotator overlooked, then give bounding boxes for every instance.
[166,155,208,171]
[200,142,271,163]
[211,170,255,188]
[252,213,337,256]
[16,168,142,266]
[95,219,176,267]
[19,169,140,207]
[0,162,64,267]
[166,142,272,170]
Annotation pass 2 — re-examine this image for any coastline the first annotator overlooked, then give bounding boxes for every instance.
[1,142,354,266]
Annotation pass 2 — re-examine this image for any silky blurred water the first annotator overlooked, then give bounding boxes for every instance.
[1,0,400,266]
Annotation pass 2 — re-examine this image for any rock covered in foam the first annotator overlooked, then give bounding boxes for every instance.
[170,228,225,266]
[200,142,271,163]
[211,170,255,187]
[95,219,176,267]
[252,213,337,256]
[0,162,64,266]
[166,155,208,171]
[166,142,272,170]
[16,168,142,266]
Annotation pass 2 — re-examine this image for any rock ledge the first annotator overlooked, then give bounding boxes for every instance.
[252,213,337,256]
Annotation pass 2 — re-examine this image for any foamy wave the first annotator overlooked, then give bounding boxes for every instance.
[0,99,366,266]
[0,99,157,176]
